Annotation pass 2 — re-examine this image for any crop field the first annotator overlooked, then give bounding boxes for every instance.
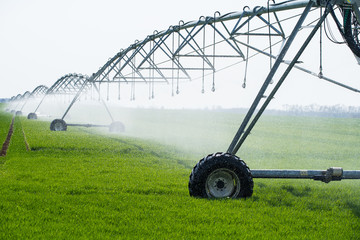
[0,103,359,239]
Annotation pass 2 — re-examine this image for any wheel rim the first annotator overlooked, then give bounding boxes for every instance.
[205,168,241,198]
[54,122,63,131]
[28,113,36,119]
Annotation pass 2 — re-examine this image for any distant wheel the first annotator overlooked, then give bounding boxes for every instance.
[27,113,37,120]
[189,152,253,199]
[109,121,125,133]
[15,111,22,116]
[50,119,67,131]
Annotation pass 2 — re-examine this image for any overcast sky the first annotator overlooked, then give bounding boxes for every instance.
[0,0,254,97]
[1,0,359,108]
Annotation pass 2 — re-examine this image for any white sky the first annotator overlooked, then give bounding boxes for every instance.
[1,0,360,109]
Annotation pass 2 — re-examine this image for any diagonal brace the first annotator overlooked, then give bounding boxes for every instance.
[227,0,316,154]
[229,1,334,155]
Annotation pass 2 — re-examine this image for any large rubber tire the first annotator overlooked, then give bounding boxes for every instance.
[109,121,125,133]
[343,9,360,58]
[50,119,67,131]
[189,152,253,199]
[15,111,22,116]
[27,113,37,120]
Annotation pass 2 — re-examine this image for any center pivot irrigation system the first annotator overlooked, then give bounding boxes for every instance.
[7,85,48,116]
[7,0,360,198]
[188,0,360,199]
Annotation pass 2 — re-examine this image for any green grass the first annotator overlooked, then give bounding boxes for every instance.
[0,107,359,239]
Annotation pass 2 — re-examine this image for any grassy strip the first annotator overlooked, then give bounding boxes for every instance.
[0,112,359,239]
[18,118,31,151]
[4,116,30,158]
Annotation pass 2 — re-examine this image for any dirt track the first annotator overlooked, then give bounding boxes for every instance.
[0,116,15,156]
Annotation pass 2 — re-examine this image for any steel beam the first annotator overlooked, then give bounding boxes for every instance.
[227,1,315,154]
[230,1,334,154]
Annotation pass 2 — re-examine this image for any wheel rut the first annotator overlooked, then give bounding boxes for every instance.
[0,116,15,157]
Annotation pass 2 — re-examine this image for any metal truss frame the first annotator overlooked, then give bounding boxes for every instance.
[31,73,90,115]
[62,0,360,123]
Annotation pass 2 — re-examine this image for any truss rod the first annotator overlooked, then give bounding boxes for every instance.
[61,80,91,120]
[233,33,283,36]
[175,23,215,70]
[138,67,214,71]
[235,40,360,93]
[154,36,192,80]
[137,44,169,83]
[168,1,310,39]
[93,79,179,82]
[175,54,243,58]
[210,24,245,59]
[257,14,284,36]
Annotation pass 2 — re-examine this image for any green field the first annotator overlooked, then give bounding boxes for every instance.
[0,103,359,239]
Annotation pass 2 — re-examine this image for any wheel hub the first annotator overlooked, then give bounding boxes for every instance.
[206,168,241,198]
[55,123,63,131]
[215,179,225,189]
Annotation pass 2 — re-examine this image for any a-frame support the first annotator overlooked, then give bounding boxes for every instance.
[227,0,333,155]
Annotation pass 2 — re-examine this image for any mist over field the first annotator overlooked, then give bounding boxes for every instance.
[13,97,357,171]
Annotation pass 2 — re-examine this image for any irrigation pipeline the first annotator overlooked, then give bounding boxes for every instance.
[67,123,110,128]
[252,168,360,183]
